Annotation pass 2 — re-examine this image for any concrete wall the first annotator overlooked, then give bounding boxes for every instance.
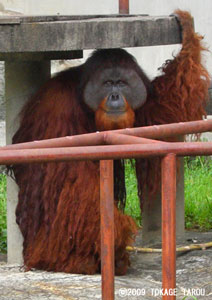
[129,0,212,78]
[0,0,117,15]
[1,0,212,79]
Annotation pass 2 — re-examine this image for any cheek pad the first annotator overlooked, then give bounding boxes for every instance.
[123,80,147,109]
[122,70,147,109]
[84,80,106,111]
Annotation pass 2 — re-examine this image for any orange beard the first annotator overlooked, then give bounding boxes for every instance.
[95,97,135,131]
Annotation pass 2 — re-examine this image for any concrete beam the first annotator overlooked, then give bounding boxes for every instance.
[0,15,181,59]
[0,51,83,61]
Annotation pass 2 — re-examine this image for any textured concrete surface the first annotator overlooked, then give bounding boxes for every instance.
[0,62,5,121]
[203,116,212,141]
[0,121,5,146]
[0,15,181,57]
[0,231,211,299]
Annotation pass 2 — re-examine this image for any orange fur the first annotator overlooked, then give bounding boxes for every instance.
[135,10,210,202]
[23,162,137,274]
[95,97,135,130]
[12,67,137,275]
[11,10,209,274]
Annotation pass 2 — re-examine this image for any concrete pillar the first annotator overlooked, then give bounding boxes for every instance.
[141,147,185,247]
[5,61,50,264]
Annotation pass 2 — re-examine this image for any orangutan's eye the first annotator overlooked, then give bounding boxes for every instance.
[103,80,113,86]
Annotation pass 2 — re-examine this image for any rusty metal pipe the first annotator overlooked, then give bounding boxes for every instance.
[2,131,164,151]
[162,154,176,300]
[2,120,212,151]
[103,132,167,145]
[2,133,105,150]
[119,0,129,14]
[116,119,212,139]
[0,142,212,165]
[100,160,114,300]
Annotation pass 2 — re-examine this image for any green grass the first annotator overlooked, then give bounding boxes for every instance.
[125,157,212,231]
[0,157,211,253]
[184,156,212,230]
[124,161,141,225]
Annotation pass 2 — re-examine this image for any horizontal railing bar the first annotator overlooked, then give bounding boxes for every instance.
[2,120,212,151]
[1,133,105,150]
[0,131,163,151]
[103,132,167,144]
[0,142,212,165]
[116,119,212,139]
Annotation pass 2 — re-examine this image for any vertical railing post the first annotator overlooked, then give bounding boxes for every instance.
[161,153,177,300]
[119,0,129,14]
[100,160,115,300]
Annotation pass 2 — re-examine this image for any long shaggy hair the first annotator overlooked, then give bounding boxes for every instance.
[11,10,209,274]
[134,10,209,202]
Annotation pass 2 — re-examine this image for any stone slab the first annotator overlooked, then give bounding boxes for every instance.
[0,231,211,299]
[0,15,181,60]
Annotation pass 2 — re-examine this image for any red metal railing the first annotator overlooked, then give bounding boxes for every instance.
[2,119,212,300]
[119,0,129,14]
[100,160,115,299]
[161,154,177,297]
